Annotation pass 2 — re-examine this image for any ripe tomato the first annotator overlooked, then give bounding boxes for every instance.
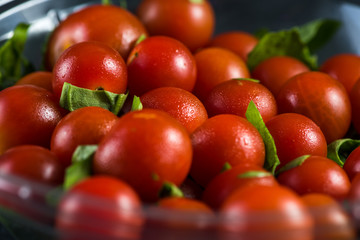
[277,156,351,200]
[15,71,53,92]
[348,173,360,201]
[320,53,360,94]
[51,106,118,168]
[56,176,143,240]
[93,109,192,202]
[251,56,310,96]
[127,36,197,96]
[136,0,215,52]
[219,185,313,240]
[343,146,360,181]
[140,87,208,133]
[204,78,277,122]
[52,41,127,100]
[190,114,265,187]
[349,78,360,133]
[192,47,250,101]
[202,165,278,210]
[207,31,258,62]
[276,71,351,143]
[0,85,65,154]
[265,113,327,169]
[45,4,148,69]
[301,193,356,240]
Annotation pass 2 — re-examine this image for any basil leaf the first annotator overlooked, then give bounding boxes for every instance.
[63,145,98,190]
[245,101,280,174]
[237,170,272,178]
[276,155,310,176]
[102,0,112,4]
[296,19,341,53]
[247,29,317,71]
[0,23,34,90]
[327,138,360,167]
[59,82,128,115]
[131,95,143,111]
[158,181,184,199]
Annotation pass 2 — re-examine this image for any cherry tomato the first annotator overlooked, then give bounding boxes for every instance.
[141,87,208,133]
[127,36,197,96]
[277,155,351,200]
[202,165,278,210]
[204,78,277,122]
[190,114,265,187]
[251,56,310,96]
[136,0,215,52]
[51,106,118,168]
[343,146,360,181]
[276,71,351,143]
[15,71,53,92]
[207,31,258,62]
[56,176,143,240]
[53,41,127,100]
[348,173,360,201]
[192,47,250,101]
[301,193,356,240]
[0,85,65,154]
[45,4,148,69]
[320,53,360,94]
[265,113,327,169]
[93,109,192,202]
[349,78,360,133]
[219,185,313,240]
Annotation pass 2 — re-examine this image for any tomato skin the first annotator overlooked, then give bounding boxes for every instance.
[348,173,360,201]
[127,36,197,96]
[202,165,278,210]
[265,113,327,169]
[251,56,310,97]
[192,47,250,101]
[136,0,215,52]
[204,79,277,122]
[140,87,208,133]
[301,193,356,240]
[343,146,360,181]
[276,71,351,143]
[93,109,192,202]
[15,71,53,92]
[277,156,351,200]
[190,114,265,187]
[350,78,360,133]
[320,53,360,94]
[207,31,258,62]
[51,107,118,168]
[0,85,65,154]
[56,176,143,240]
[45,4,148,70]
[53,41,127,100]
[219,185,313,240]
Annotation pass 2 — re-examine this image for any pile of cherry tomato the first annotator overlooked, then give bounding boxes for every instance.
[1,0,360,239]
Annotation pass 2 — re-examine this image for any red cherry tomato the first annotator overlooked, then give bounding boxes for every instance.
[349,78,360,133]
[204,78,277,122]
[265,113,328,169]
[343,146,360,181]
[348,173,360,201]
[190,114,265,187]
[53,41,128,100]
[45,4,148,69]
[51,106,118,168]
[15,71,53,92]
[219,185,313,240]
[136,0,215,52]
[320,53,360,94]
[207,31,258,62]
[251,56,310,96]
[277,156,351,200]
[141,87,208,133]
[127,36,197,96]
[192,47,250,101]
[93,109,192,202]
[0,85,65,154]
[276,71,351,143]
[56,176,143,240]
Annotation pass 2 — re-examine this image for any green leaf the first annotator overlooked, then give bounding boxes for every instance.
[119,0,127,8]
[296,19,341,53]
[237,170,272,178]
[247,29,317,71]
[0,23,34,90]
[131,95,143,111]
[59,82,128,115]
[245,101,280,174]
[135,34,147,45]
[102,0,112,4]
[232,78,260,83]
[158,182,184,199]
[276,155,310,176]
[327,138,360,167]
[63,145,98,190]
